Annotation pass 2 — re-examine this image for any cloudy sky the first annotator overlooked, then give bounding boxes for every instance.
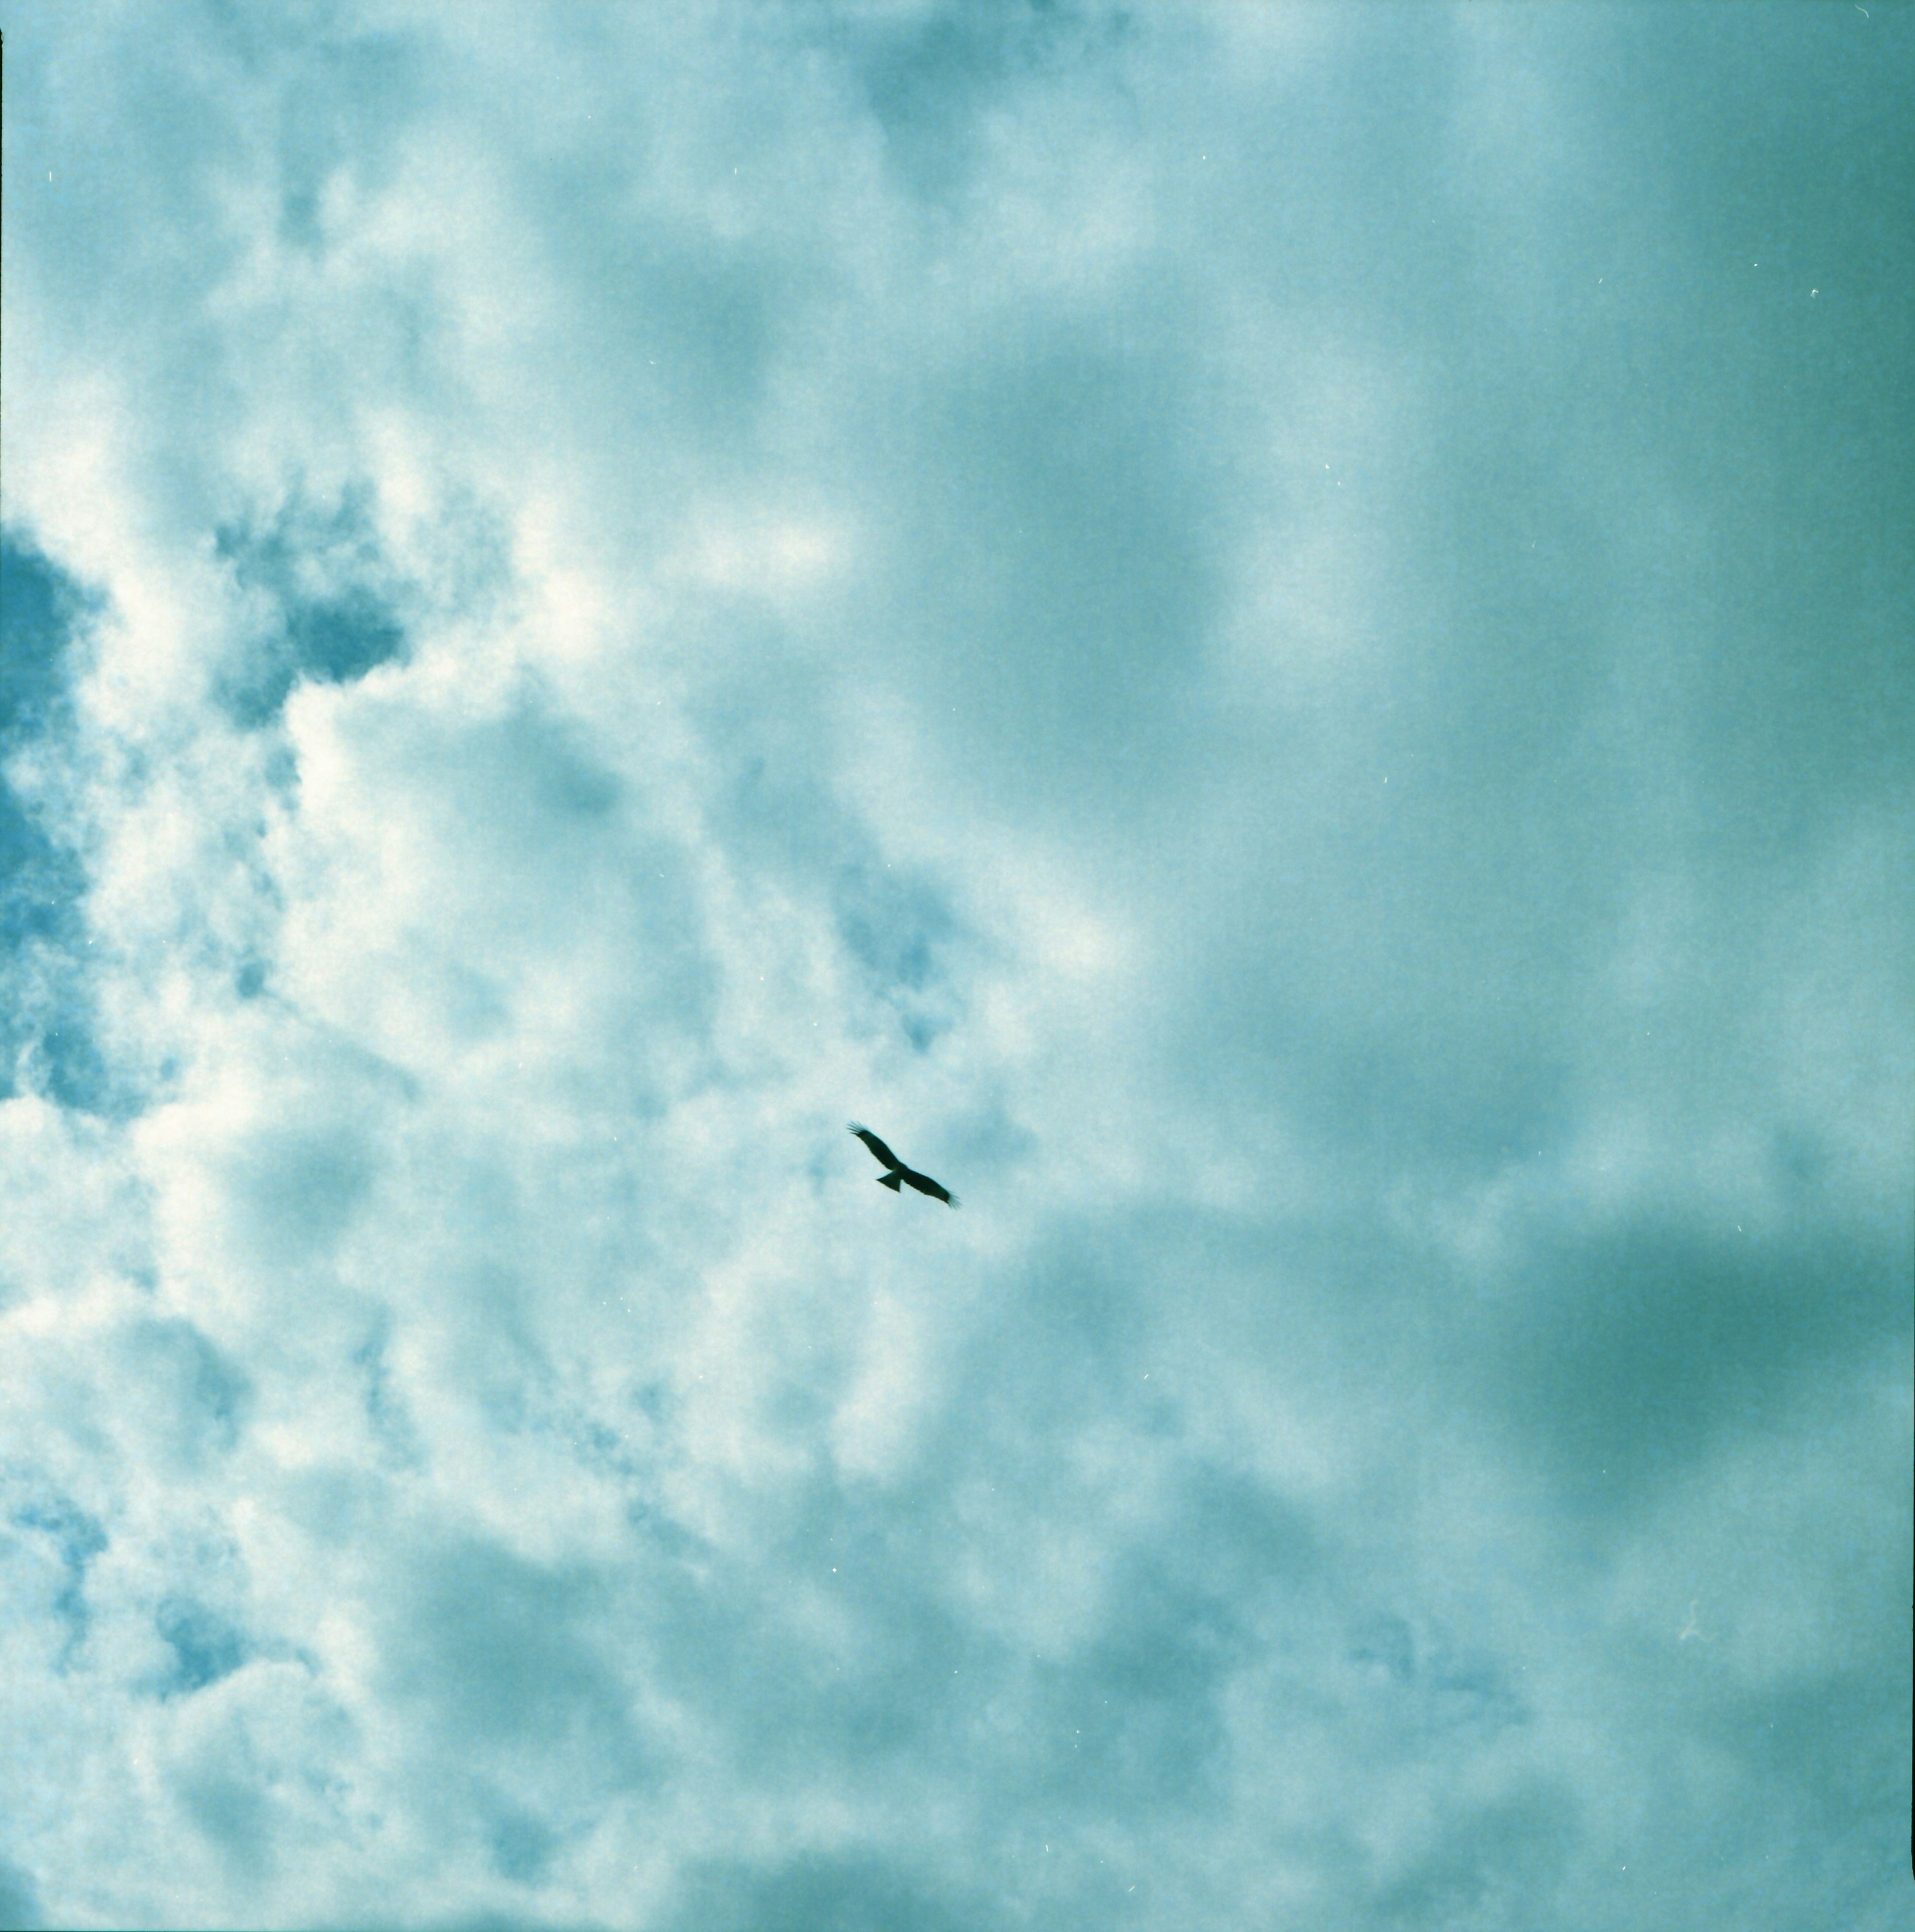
[2,4,1911,1928]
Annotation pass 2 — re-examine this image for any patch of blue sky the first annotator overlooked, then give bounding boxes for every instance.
[0,534,79,741]
[213,488,409,726]
[0,533,117,1115]
[154,1594,248,1697]
[0,1859,42,1932]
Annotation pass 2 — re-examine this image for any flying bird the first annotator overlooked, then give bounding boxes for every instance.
[848,1123,959,1207]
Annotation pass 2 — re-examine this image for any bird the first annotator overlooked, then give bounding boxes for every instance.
[848,1123,959,1207]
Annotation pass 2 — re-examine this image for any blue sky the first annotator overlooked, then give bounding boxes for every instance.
[1,4,1910,1928]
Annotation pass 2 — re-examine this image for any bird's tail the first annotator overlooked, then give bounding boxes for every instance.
[876,1172,903,1191]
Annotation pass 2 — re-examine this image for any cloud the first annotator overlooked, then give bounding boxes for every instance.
[1,2,1909,1928]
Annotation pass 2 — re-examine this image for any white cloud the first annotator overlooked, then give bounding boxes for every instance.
[1,3,1908,1927]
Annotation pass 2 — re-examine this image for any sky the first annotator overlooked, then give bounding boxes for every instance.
[1,3,1911,1928]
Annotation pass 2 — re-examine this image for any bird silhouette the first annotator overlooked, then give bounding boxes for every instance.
[848,1124,959,1207]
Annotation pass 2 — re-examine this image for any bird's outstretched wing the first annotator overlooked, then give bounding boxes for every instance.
[901,1169,959,1208]
[848,1123,903,1172]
